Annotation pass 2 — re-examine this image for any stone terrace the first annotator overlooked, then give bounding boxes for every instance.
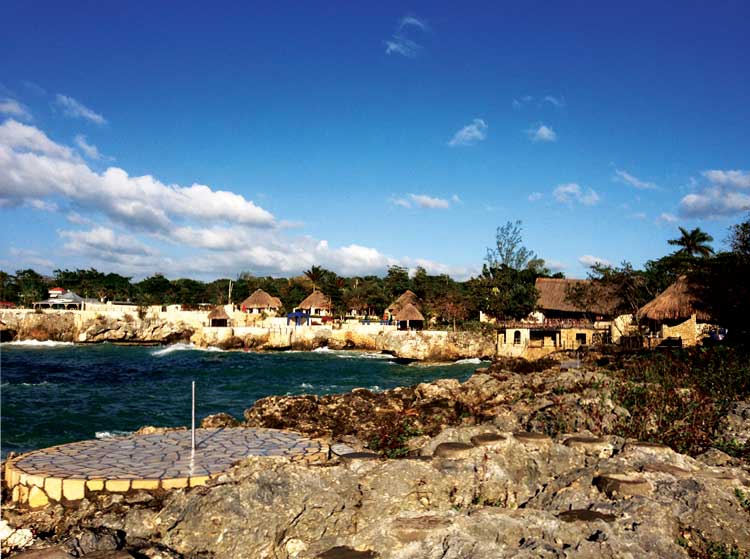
[4,428,336,508]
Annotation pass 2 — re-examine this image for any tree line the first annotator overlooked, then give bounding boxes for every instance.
[1,215,747,338]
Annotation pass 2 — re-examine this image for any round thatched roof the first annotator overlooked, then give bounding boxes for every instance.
[297,290,332,310]
[207,306,230,320]
[386,290,421,314]
[638,276,711,322]
[241,289,282,309]
[394,302,425,322]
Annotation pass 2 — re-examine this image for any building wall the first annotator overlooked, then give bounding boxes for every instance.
[661,314,699,346]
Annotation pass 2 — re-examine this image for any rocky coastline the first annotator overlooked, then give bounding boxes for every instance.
[0,310,496,362]
[3,352,749,558]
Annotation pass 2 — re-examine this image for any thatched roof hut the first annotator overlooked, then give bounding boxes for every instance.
[241,289,281,310]
[394,303,425,322]
[386,290,420,315]
[535,278,618,316]
[207,305,230,327]
[638,276,710,322]
[207,306,229,320]
[297,291,332,311]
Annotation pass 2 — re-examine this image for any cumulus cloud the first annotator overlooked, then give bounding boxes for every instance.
[553,183,600,206]
[60,227,157,257]
[578,254,612,267]
[390,193,457,209]
[0,120,468,280]
[74,134,109,160]
[527,124,557,143]
[545,260,567,272]
[702,169,750,189]
[0,119,75,159]
[385,15,427,58]
[614,169,657,190]
[55,94,106,125]
[528,192,543,202]
[448,118,487,147]
[0,120,275,230]
[0,98,32,120]
[679,169,750,218]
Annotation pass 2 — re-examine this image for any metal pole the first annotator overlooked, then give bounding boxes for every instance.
[191,381,196,453]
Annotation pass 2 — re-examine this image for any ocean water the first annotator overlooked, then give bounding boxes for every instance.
[0,342,488,456]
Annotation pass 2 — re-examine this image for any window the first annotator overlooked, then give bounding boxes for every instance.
[513,331,521,345]
[576,333,587,345]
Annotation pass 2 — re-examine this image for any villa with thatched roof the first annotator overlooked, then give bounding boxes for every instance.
[240,289,282,315]
[385,290,421,320]
[638,276,712,346]
[295,291,332,317]
[207,305,230,327]
[534,278,618,320]
[394,302,424,331]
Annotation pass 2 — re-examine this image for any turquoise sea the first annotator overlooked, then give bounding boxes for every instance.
[0,342,487,457]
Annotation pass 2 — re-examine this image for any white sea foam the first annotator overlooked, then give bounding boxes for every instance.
[4,340,74,347]
[453,358,483,365]
[312,346,332,353]
[299,382,314,389]
[336,351,392,360]
[151,343,224,357]
[95,430,132,439]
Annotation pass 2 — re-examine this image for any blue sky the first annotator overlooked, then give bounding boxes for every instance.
[1,1,749,280]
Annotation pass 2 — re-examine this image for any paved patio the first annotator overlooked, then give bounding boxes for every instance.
[4,428,337,508]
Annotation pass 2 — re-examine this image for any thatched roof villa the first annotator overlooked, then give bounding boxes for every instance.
[394,302,424,331]
[207,305,230,327]
[240,289,282,315]
[534,278,618,320]
[638,276,712,346]
[295,291,332,316]
[385,290,421,319]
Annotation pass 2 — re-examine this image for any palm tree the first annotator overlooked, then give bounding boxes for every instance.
[303,265,326,291]
[668,227,714,258]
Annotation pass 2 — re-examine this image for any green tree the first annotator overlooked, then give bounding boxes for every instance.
[383,265,411,301]
[667,226,714,258]
[303,265,327,291]
[486,220,543,271]
[14,269,47,307]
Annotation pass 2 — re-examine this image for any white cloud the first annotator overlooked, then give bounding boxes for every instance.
[0,98,32,120]
[527,124,557,142]
[0,119,75,159]
[543,96,565,108]
[448,118,487,147]
[74,134,110,160]
[678,169,750,218]
[409,194,450,209]
[0,120,275,231]
[701,169,750,189]
[545,260,567,272]
[614,169,657,190]
[25,199,58,212]
[55,94,106,125]
[528,192,543,202]
[8,248,53,269]
[390,193,457,209]
[657,212,679,224]
[398,16,427,31]
[385,15,427,58]
[679,187,750,218]
[578,254,612,267]
[60,226,157,257]
[1,120,469,280]
[553,183,600,206]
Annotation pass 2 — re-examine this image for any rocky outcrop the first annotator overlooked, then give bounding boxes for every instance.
[374,330,496,361]
[0,311,194,345]
[4,359,750,558]
[5,426,749,558]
